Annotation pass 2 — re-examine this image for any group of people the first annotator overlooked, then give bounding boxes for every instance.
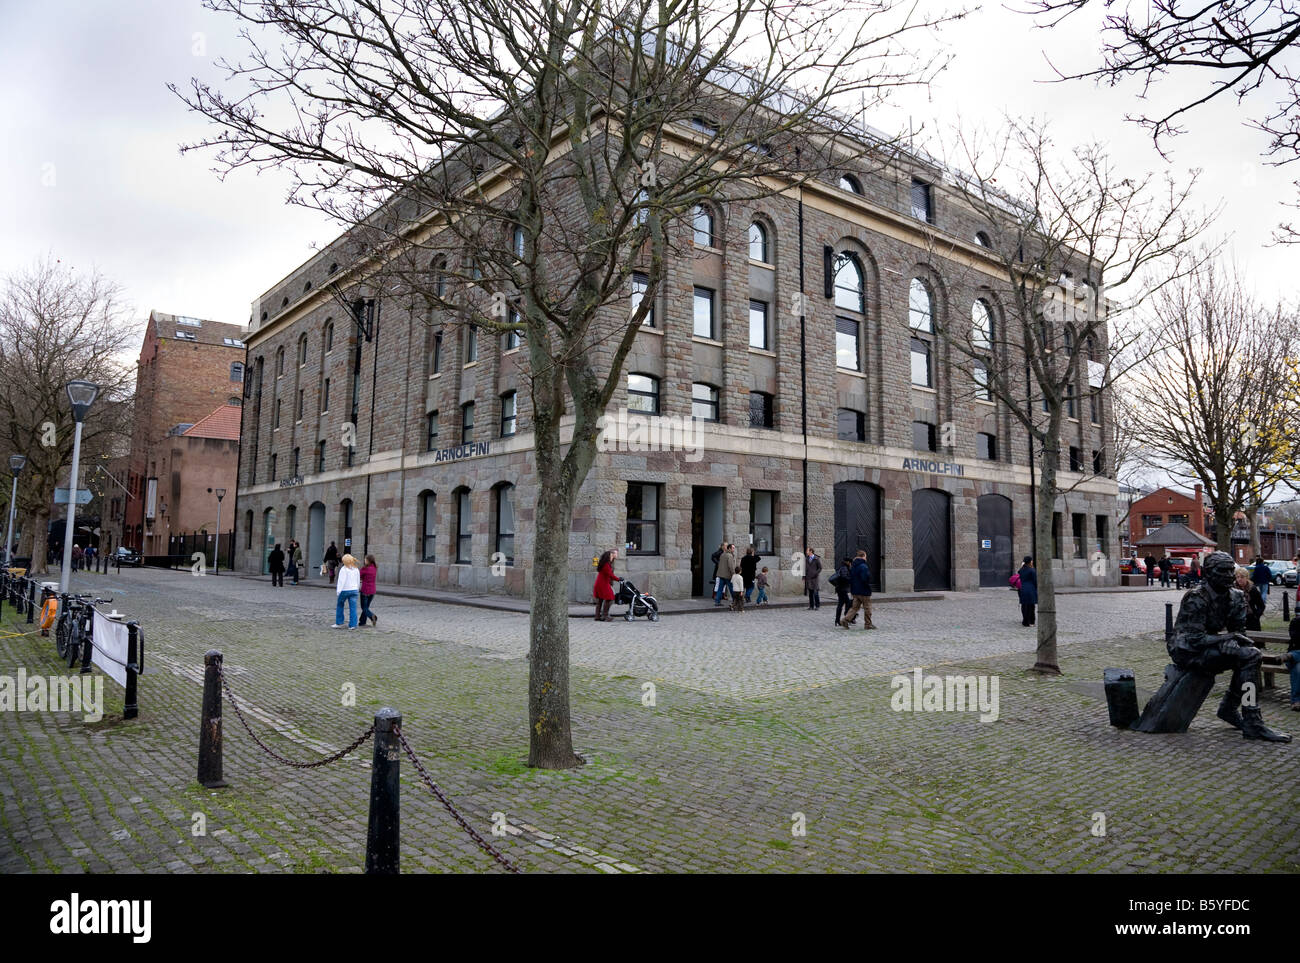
[266,541,305,586]
[709,543,770,612]
[1139,554,1199,588]
[264,538,378,628]
[70,543,97,571]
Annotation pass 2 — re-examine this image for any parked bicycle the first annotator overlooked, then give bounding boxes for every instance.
[54,593,112,668]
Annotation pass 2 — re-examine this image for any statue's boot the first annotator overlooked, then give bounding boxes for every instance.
[1216,689,1244,730]
[1239,708,1291,742]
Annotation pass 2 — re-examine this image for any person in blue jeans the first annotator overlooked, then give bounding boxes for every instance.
[1286,615,1300,711]
[332,553,361,628]
[1251,556,1272,603]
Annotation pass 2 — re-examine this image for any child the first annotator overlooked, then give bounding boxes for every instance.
[730,570,745,613]
[39,588,58,637]
[755,567,770,606]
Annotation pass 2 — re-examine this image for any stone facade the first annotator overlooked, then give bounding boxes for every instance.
[235,155,1120,598]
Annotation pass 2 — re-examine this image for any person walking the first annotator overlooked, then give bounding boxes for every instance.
[1017,555,1038,627]
[593,549,622,621]
[740,545,761,603]
[1144,553,1157,587]
[804,547,822,610]
[714,544,737,606]
[832,557,852,625]
[71,543,83,572]
[359,554,379,626]
[1158,555,1172,589]
[840,551,876,629]
[332,554,361,628]
[268,543,286,587]
[755,567,770,606]
[287,540,302,584]
[710,541,726,603]
[324,541,340,581]
[1251,555,1272,603]
[1235,565,1266,632]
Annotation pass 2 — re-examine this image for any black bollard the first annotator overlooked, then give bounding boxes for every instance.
[1165,602,1174,645]
[25,580,34,624]
[123,622,140,721]
[365,707,402,874]
[1284,591,1291,623]
[197,650,228,788]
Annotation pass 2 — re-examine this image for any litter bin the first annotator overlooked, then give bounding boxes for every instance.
[1103,667,1139,729]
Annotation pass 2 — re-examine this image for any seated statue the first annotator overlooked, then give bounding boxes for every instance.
[1167,551,1290,742]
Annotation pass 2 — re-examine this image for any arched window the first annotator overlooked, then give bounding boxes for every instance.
[692,204,715,247]
[972,299,994,349]
[1063,325,1075,357]
[297,333,308,366]
[628,373,660,415]
[454,487,472,563]
[974,231,992,248]
[834,253,864,313]
[419,490,436,562]
[632,188,648,228]
[839,174,862,194]
[285,505,297,541]
[908,278,933,333]
[433,256,448,298]
[324,320,334,352]
[512,225,525,259]
[495,483,515,564]
[340,498,353,551]
[275,347,285,376]
[230,361,244,382]
[749,222,769,263]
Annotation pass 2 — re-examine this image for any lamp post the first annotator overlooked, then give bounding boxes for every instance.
[59,380,99,597]
[4,455,25,568]
[212,488,225,574]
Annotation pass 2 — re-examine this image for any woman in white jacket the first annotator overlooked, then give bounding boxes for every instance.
[333,554,362,628]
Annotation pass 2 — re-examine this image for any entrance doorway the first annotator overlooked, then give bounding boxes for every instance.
[977,493,1014,587]
[911,488,952,591]
[261,508,277,575]
[691,486,725,596]
[308,501,325,573]
[833,481,882,590]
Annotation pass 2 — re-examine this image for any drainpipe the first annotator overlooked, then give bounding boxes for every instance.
[796,150,808,553]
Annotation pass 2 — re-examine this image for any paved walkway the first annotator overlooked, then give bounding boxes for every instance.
[0,567,1296,873]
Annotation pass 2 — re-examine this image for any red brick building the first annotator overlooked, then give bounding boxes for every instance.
[1128,485,1211,549]
[121,312,247,554]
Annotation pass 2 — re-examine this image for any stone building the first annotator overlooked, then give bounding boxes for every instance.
[122,311,247,555]
[234,142,1119,598]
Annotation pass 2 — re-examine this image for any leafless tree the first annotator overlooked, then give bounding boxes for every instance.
[921,118,1212,674]
[1128,255,1300,552]
[1025,0,1300,242]
[0,258,137,574]
[174,0,963,768]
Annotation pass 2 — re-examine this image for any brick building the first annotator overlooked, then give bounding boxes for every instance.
[234,134,1119,598]
[122,312,247,555]
[1128,485,1211,548]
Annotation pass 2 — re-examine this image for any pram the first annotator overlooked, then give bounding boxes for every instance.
[616,580,660,622]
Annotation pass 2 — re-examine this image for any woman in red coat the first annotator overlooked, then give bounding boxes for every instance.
[593,549,622,621]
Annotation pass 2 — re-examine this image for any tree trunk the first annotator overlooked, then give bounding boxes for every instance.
[27,508,51,575]
[1031,454,1061,675]
[1247,505,1262,560]
[1214,508,1234,553]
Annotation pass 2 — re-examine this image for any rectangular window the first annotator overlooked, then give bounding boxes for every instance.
[910,338,932,387]
[1069,446,1082,472]
[292,447,300,476]
[836,316,860,370]
[426,411,439,451]
[456,490,472,563]
[1169,513,1189,526]
[632,273,654,327]
[1095,515,1109,556]
[748,392,773,429]
[692,383,719,422]
[421,493,437,562]
[910,178,933,223]
[274,398,281,428]
[1092,449,1104,475]
[500,392,517,437]
[628,374,660,415]
[297,389,304,421]
[749,299,769,350]
[1072,513,1086,559]
[837,408,865,442]
[432,331,443,373]
[693,286,716,339]
[322,378,330,412]
[626,482,660,554]
[465,325,478,363]
[1089,390,1099,424]
[1052,512,1063,560]
[506,308,522,350]
[750,491,776,554]
[270,453,277,480]
[461,402,475,445]
[912,420,936,452]
[974,361,991,401]
[977,432,997,460]
[1141,514,1163,530]
[496,486,515,563]
[1066,384,1076,418]
[317,441,326,472]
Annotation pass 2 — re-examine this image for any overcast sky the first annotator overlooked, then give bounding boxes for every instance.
[1,0,1294,336]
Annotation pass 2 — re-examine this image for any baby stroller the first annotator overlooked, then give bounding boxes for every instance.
[617,580,660,622]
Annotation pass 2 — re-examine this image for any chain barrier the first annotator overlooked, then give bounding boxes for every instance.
[218,663,375,769]
[393,725,522,874]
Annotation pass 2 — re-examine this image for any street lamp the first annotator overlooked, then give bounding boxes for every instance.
[210,487,226,574]
[4,454,25,568]
[59,380,99,596]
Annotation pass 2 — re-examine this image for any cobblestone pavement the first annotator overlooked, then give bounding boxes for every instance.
[0,568,1296,874]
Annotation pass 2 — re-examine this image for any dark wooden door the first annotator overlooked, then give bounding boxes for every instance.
[834,481,882,590]
[912,488,951,591]
[977,494,1014,587]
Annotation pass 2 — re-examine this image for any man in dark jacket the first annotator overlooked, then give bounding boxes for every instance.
[739,546,761,602]
[710,541,726,601]
[268,544,286,587]
[839,551,875,629]
[1018,556,1038,627]
[1144,554,1158,587]
[804,548,822,609]
[1251,556,1272,603]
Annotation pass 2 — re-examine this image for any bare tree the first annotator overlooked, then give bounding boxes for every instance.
[0,259,137,574]
[1128,255,1300,552]
[1026,0,1300,242]
[174,0,962,767]
[920,118,1211,674]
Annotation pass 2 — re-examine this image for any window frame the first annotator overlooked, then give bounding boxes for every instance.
[692,383,719,422]
[910,337,933,388]
[455,488,472,564]
[748,391,774,429]
[631,272,655,327]
[627,373,660,415]
[835,316,860,371]
[910,177,934,223]
[625,482,661,555]
[837,408,866,442]
[461,402,475,445]
[748,222,770,263]
[749,299,770,350]
[420,490,437,562]
[692,204,715,248]
[912,420,937,452]
[750,490,776,554]
[495,483,515,564]
[426,410,439,451]
[976,431,997,461]
[500,391,517,437]
[693,286,716,340]
[834,253,865,314]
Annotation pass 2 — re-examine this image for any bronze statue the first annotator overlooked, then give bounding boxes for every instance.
[1145,551,1291,741]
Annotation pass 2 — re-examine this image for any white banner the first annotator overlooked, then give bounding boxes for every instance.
[92,611,131,688]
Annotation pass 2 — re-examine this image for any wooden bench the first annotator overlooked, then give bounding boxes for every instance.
[1245,632,1290,690]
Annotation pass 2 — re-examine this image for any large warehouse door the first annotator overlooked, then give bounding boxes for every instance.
[308,501,326,572]
[833,481,882,591]
[691,486,725,596]
[977,494,1014,587]
[911,488,951,591]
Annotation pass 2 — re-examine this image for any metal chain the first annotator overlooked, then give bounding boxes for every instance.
[218,663,375,769]
[393,725,522,874]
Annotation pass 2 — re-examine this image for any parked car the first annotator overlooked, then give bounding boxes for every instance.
[1265,559,1293,585]
[1284,568,1298,588]
[1164,556,1193,580]
[113,546,142,567]
[1120,558,1146,575]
